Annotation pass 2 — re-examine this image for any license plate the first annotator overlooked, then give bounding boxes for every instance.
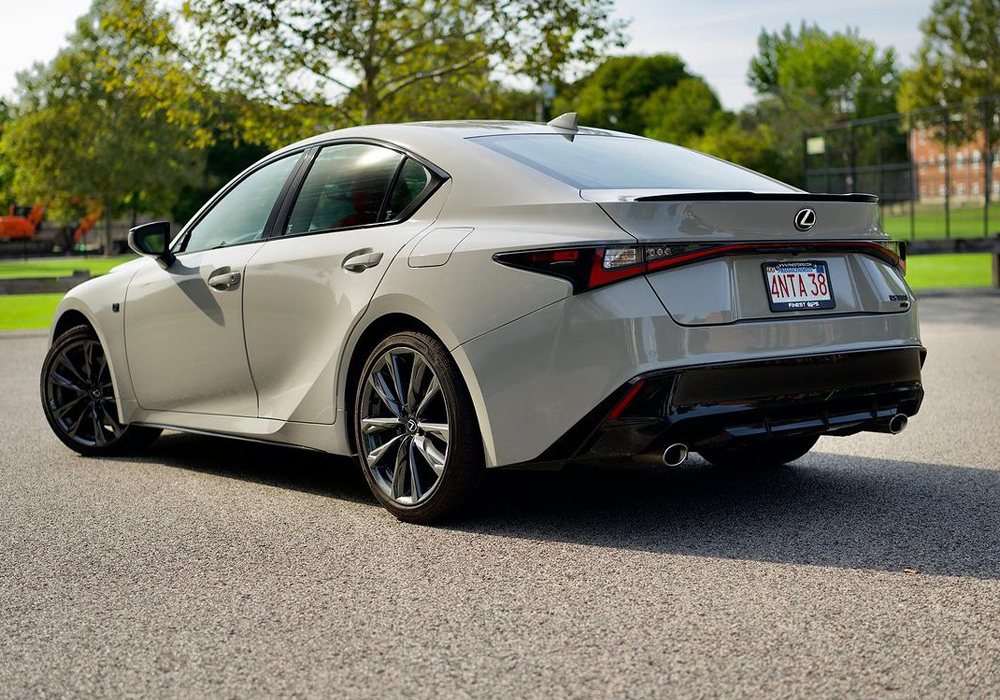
[762,261,835,312]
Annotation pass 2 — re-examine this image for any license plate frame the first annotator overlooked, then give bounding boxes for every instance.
[761,260,836,312]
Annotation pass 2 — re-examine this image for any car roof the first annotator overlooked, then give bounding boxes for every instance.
[279,119,635,153]
[387,120,627,137]
[259,120,649,210]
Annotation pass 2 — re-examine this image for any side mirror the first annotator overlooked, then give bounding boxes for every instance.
[128,221,175,268]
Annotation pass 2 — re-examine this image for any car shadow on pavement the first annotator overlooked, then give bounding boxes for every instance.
[455,452,1000,581]
[134,434,1000,580]
[131,431,375,505]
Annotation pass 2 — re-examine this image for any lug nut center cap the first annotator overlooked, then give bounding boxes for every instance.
[404,418,418,434]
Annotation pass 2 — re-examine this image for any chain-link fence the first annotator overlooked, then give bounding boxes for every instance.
[804,96,1000,240]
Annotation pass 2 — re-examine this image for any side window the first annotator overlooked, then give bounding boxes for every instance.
[381,158,430,221]
[285,144,402,235]
[183,154,298,253]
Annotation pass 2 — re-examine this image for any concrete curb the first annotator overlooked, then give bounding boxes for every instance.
[915,288,1000,298]
[0,270,90,295]
[0,329,48,340]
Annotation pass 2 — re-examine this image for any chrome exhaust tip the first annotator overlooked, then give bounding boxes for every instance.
[869,413,909,435]
[888,413,908,434]
[662,443,689,467]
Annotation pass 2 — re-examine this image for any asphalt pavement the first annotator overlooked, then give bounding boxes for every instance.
[2,295,1000,699]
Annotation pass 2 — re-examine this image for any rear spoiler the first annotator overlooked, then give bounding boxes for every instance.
[633,192,878,203]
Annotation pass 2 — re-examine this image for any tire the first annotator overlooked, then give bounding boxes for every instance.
[354,331,483,523]
[40,325,161,457]
[697,434,819,470]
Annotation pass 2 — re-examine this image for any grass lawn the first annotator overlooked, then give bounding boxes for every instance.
[0,293,63,331]
[882,202,1000,240]
[0,255,136,279]
[905,253,993,290]
[0,255,135,331]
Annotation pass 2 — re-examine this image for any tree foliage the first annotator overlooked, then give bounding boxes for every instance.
[556,54,689,134]
[642,77,721,144]
[0,100,14,208]
[182,0,626,128]
[0,0,203,251]
[744,23,899,186]
[750,23,899,122]
[899,0,1000,111]
[692,112,782,181]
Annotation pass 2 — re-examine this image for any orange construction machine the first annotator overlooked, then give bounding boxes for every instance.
[0,202,46,240]
[72,206,103,245]
[0,203,104,253]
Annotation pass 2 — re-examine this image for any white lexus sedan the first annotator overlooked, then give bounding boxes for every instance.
[41,115,924,522]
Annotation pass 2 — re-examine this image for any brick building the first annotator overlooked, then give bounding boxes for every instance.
[911,125,1000,203]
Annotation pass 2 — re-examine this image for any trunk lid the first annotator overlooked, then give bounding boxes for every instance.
[585,190,884,242]
[585,191,910,325]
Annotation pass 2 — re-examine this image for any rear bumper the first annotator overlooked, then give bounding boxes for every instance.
[452,277,923,468]
[531,346,925,463]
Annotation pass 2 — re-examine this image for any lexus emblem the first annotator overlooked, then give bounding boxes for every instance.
[794,208,817,232]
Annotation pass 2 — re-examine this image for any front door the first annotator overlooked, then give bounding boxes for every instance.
[124,153,301,416]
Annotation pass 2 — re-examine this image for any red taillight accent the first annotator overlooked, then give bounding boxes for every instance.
[526,249,579,263]
[494,240,907,293]
[606,379,646,422]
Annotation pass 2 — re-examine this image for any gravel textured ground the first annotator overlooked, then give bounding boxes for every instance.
[2,295,999,699]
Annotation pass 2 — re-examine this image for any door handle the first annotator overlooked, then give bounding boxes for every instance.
[342,251,384,272]
[208,268,241,291]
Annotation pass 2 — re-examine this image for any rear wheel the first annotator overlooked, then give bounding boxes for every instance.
[354,331,483,523]
[41,325,161,456]
[698,434,819,469]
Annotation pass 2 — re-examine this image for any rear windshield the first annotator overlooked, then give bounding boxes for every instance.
[471,134,794,191]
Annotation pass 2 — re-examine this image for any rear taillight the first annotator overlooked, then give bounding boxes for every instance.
[495,240,908,292]
[873,241,906,274]
[494,246,647,292]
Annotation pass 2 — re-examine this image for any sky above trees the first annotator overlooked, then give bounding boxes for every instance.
[2,0,934,109]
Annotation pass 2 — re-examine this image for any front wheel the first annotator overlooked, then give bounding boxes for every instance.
[40,325,161,457]
[698,434,819,469]
[355,331,484,523]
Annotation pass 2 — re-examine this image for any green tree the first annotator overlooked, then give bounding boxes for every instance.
[693,113,783,181]
[641,77,722,144]
[0,99,14,209]
[747,23,899,186]
[182,0,626,127]
[749,23,899,121]
[899,0,1000,110]
[0,0,203,253]
[556,54,689,134]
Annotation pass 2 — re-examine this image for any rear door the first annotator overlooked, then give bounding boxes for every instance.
[124,153,301,415]
[243,143,443,424]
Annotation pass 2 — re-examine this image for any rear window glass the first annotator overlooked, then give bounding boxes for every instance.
[471,134,794,191]
[382,158,429,221]
[286,144,402,235]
